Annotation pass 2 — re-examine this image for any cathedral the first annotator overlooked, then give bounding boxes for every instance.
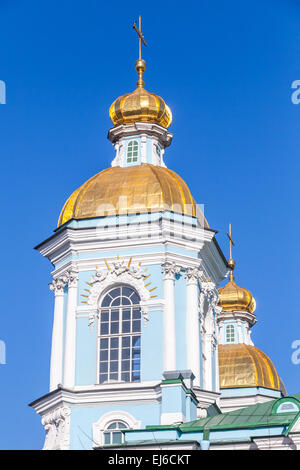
[30,21,300,450]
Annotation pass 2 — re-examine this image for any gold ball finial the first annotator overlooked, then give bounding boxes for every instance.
[135,59,146,88]
[228,257,235,281]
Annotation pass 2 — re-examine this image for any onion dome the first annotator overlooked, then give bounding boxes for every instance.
[58,163,209,227]
[218,257,256,313]
[109,59,172,129]
[218,343,281,390]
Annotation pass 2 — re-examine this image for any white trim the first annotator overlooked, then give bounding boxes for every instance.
[92,410,141,447]
[160,412,185,425]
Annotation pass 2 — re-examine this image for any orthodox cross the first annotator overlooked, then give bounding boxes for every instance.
[227,223,235,259]
[133,16,147,60]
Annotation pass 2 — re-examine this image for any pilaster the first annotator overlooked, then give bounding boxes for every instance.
[161,262,181,371]
[185,267,202,386]
[63,270,79,388]
[49,276,68,391]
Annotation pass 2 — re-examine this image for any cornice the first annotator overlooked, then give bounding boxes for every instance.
[108,122,173,148]
[29,381,162,416]
[217,310,257,327]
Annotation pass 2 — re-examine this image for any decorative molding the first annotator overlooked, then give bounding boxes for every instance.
[185,267,203,285]
[66,270,79,288]
[49,276,68,295]
[49,270,78,295]
[92,410,141,447]
[199,281,219,317]
[161,261,181,281]
[41,406,71,450]
[108,122,173,148]
[84,259,152,327]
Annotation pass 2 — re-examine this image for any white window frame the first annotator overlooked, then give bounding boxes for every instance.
[103,420,128,446]
[97,285,141,385]
[92,411,141,447]
[225,324,235,343]
[127,140,139,164]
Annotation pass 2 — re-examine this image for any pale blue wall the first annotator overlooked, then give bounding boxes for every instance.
[77,270,95,306]
[75,317,97,385]
[69,403,161,450]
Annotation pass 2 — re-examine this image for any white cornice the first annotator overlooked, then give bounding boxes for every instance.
[30,381,162,416]
[108,122,173,148]
[217,310,257,327]
[36,218,227,285]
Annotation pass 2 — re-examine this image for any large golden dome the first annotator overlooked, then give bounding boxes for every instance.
[109,59,172,129]
[58,163,207,227]
[219,343,280,390]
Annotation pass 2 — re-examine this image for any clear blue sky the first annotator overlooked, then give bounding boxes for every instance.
[0,0,299,449]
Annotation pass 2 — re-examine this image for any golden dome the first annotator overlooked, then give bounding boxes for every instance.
[109,59,172,129]
[218,257,256,313]
[218,343,281,390]
[218,279,256,313]
[58,163,208,227]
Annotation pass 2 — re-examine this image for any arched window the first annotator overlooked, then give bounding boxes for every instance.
[155,144,161,164]
[99,286,141,384]
[127,140,139,163]
[103,420,128,445]
[225,324,235,343]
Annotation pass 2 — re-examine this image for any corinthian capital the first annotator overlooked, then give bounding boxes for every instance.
[185,267,203,285]
[161,262,181,281]
[66,270,79,288]
[49,277,67,295]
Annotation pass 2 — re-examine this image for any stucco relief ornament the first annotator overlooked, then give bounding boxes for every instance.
[185,267,203,285]
[49,275,68,294]
[66,270,79,287]
[199,281,219,317]
[161,262,181,280]
[85,259,151,328]
[42,406,71,450]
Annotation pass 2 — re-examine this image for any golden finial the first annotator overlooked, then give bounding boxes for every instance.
[133,16,147,88]
[226,223,236,281]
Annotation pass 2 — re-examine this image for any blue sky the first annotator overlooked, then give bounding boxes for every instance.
[0,0,299,449]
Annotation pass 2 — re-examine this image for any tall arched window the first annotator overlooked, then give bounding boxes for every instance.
[99,286,141,384]
[127,140,139,163]
[225,324,235,343]
[103,421,128,445]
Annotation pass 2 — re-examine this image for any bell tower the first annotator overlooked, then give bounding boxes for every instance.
[30,19,228,450]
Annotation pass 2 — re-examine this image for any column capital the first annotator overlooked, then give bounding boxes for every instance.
[185,267,203,285]
[49,277,67,296]
[66,270,79,288]
[161,262,181,281]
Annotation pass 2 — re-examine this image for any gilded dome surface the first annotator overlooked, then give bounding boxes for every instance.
[109,59,172,129]
[218,279,256,313]
[58,163,207,227]
[218,343,280,390]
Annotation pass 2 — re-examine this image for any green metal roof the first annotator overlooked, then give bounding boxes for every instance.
[179,393,300,433]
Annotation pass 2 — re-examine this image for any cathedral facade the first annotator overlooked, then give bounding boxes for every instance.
[30,34,300,451]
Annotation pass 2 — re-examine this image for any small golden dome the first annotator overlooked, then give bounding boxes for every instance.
[218,343,281,390]
[109,59,172,129]
[218,257,256,313]
[58,163,208,227]
[218,279,256,313]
